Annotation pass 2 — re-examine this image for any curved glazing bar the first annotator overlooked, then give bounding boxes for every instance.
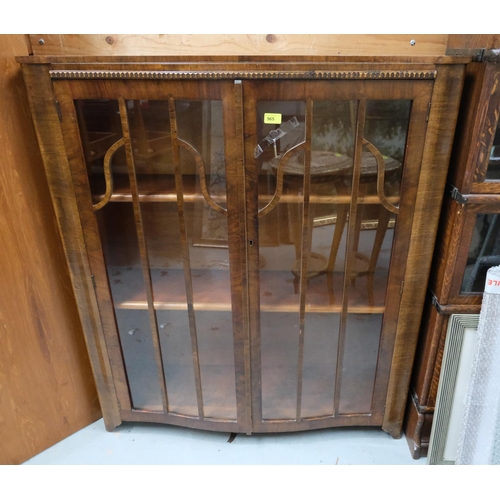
[258,140,306,218]
[362,138,400,214]
[92,137,124,211]
[177,138,228,216]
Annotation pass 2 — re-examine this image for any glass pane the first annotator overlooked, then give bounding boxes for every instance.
[337,100,410,415]
[309,99,356,310]
[303,100,356,419]
[260,312,299,420]
[364,100,410,197]
[115,309,163,411]
[257,100,305,420]
[156,310,197,415]
[76,100,129,201]
[356,99,410,312]
[96,203,163,411]
[485,113,500,180]
[256,97,411,420]
[339,314,383,414]
[196,312,237,419]
[126,99,237,420]
[461,214,500,293]
[78,97,237,420]
[175,101,236,419]
[75,100,163,411]
[140,202,197,417]
[301,313,340,418]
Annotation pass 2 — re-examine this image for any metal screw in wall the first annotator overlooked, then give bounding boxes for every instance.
[38,39,44,45]
[410,40,416,46]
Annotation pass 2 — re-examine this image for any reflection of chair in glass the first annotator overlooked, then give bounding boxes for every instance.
[76,100,122,166]
[76,99,173,179]
[328,147,400,304]
[129,100,173,174]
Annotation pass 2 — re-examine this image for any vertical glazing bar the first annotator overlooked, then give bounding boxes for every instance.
[296,97,313,421]
[334,99,367,416]
[168,97,205,420]
[118,97,169,413]
[232,80,252,430]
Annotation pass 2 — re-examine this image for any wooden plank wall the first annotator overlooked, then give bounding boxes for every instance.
[0,34,101,465]
[29,34,449,57]
[447,34,500,50]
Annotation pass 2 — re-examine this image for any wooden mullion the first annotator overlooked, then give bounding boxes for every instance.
[168,97,205,420]
[118,97,169,413]
[227,80,252,432]
[295,97,313,422]
[242,82,264,429]
[334,99,366,416]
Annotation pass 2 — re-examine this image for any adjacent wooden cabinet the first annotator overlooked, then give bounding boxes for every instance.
[406,60,500,458]
[19,56,466,436]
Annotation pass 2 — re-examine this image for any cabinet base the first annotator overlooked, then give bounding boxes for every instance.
[403,394,434,459]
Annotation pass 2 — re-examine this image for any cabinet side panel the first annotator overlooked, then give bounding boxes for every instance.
[383,64,466,437]
[429,197,466,302]
[0,36,100,465]
[413,302,444,405]
[19,62,121,432]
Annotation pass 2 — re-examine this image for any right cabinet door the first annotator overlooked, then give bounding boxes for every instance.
[243,79,433,432]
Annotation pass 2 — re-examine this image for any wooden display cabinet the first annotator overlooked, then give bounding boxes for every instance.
[19,56,466,436]
[405,59,500,458]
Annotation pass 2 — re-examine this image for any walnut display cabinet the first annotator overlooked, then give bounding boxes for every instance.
[406,58,500,458]
[19,56,466,436]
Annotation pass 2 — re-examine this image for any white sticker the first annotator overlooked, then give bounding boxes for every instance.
[485,278,500,294]
[485,267,500,294]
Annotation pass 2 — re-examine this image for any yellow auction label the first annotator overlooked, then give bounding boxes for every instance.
[264,113,282,124]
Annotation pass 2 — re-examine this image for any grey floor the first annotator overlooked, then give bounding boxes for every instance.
[24,419,425,465]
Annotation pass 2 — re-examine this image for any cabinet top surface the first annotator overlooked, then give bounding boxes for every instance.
[17,54,471,66]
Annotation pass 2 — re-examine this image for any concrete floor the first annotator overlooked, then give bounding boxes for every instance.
[24,419,425,465]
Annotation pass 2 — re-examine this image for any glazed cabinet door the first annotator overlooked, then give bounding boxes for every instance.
[243,79,433,431]
[53,79,250,433]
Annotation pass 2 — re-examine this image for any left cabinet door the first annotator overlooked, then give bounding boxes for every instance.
[54,79,250,433]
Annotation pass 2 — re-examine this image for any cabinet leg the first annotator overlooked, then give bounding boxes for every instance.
[403,394,433,459]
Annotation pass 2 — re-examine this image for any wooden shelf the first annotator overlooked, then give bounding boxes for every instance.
[109,267,387,314]
[91,173,400,206]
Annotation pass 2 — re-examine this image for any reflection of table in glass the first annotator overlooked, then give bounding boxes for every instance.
[270,149,400,301]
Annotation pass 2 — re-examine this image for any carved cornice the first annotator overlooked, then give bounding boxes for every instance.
[49,69,438,80]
